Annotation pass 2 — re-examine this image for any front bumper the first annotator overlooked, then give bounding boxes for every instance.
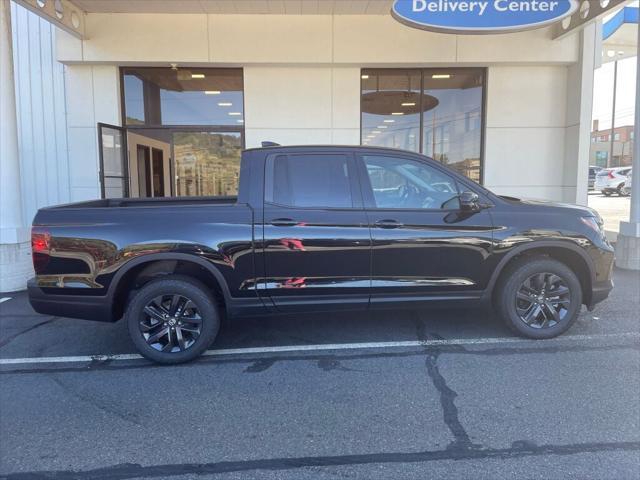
[588,279,614,310]
[28,278,114,322]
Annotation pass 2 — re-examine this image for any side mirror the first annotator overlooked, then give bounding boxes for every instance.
[459,191,480,212]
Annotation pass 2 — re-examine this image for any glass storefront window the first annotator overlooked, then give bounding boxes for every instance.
[122,67,244,126]
[361,70,421,152]
[361,68,485,183]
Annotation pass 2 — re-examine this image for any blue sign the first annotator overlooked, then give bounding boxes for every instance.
[391,0,579,33]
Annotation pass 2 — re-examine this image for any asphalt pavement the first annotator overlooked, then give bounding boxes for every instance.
[0,268,639,479]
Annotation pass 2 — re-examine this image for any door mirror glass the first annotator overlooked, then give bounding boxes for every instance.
[459,191,480,211]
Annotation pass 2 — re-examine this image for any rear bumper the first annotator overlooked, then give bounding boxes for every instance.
[27,278,114,322]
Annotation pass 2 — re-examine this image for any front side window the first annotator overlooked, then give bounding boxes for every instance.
[361,68,485,183]
[266,154,353,208]
[362,155,459,210]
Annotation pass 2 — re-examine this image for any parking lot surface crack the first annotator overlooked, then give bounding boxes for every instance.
[4,440,639,479]
[415,318,478,451]
[48,374,143,427]
[0,316,59,349]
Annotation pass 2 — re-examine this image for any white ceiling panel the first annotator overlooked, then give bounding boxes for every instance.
[70,0,393,14]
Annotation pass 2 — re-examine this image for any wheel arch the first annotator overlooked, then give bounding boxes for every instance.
[486,241,595,307]
[108,253,231,321]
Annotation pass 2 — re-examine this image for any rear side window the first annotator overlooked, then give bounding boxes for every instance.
[265,154,353,208]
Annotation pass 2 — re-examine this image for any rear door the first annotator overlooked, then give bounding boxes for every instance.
[356,152,495,305]
[261,151,371,311]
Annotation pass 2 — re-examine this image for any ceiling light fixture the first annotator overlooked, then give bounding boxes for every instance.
[432,74,451,79]
[361,74,369,79]
[218,102,232,106]
[391,112,404,115]
[191,73,206,79]
[378,125,387,129]
[205,90,221,95]
[372,131,381,134]
[228,112,242,116]
[383,119,395,123]
[401,102,416,106]
[237,119,244,123]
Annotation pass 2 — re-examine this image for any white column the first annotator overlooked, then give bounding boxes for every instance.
[0,0,25,241]
[616,24,640,270]
[0,0,31,291]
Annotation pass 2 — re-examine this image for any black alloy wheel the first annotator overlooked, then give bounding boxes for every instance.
[126,276,220,364]
[496,257,582,339]
[515,273,570,329]
[140,294,202,353]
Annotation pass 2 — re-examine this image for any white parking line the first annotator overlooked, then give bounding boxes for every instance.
[0,332,638,366]
[0,297,12,304]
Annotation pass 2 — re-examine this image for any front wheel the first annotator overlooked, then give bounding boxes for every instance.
[496,258,582,339]
[618,184,630,197]
[602,190,612,197]
[125,276,220,364]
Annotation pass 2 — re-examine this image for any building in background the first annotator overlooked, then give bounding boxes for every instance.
[591,122,635,167]
[0,0,635,291]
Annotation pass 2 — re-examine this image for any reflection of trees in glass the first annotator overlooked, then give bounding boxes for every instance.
[126,116,144,125]
[174,133,241,197]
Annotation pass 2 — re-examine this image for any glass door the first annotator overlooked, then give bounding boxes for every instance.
[173,131,242,197]
[98,123,129,198]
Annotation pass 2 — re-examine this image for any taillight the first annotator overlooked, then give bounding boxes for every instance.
[608,170,615,179]
[31,228,51,274]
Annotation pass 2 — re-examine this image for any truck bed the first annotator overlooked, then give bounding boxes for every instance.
[40,196,238,210]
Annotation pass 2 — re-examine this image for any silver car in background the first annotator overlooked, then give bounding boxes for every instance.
[594,167,632,196]
[622,171,632,196]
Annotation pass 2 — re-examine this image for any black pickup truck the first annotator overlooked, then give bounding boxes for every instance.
[29,145,614,363]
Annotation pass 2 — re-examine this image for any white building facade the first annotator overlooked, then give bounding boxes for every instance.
[1,0,624,291]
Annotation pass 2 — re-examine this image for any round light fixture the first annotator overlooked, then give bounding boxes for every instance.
[579,1,590,19]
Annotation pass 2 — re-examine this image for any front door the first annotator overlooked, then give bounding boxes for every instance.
[357,153,494,305]
[261,151,371,311]
[126,129,171,197]
[98,124,129,198]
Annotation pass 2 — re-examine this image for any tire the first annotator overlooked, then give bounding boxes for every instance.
[602,190,612,196]
[125,275,220,364]
[496,257,582,339]
[617,184,630,197]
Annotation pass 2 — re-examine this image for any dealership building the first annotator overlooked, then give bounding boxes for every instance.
[1,0,639,291]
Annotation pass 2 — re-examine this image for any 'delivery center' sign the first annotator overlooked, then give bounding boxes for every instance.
[391,0,579,33]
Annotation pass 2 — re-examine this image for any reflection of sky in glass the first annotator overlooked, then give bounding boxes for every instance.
[160,90,244,125]
[423,86,482,166]
[123,70,244,126]
[124,76,145,124]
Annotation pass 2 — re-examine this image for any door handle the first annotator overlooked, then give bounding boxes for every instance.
[374,219,404,229]
[270,218,297,227]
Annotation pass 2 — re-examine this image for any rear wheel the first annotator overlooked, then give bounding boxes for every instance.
[602,190,612,196]
[125,276,220,364]
[617,184,630,197]
[496,258,582,339]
